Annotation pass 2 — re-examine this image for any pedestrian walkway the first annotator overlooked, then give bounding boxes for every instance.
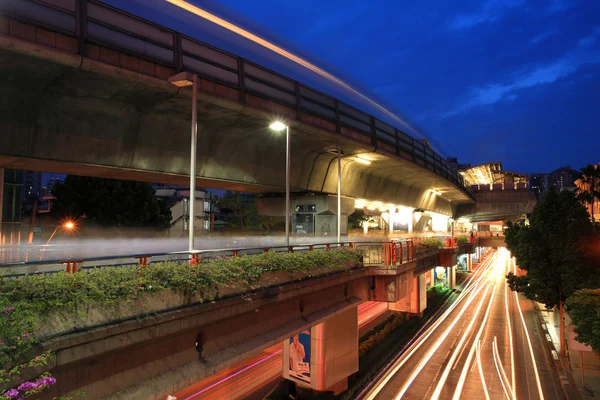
[537,305,600,399]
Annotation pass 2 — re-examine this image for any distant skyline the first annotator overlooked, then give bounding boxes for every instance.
[109,0,598,173]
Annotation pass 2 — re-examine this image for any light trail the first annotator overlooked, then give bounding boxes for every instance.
[476,340,491,400]
[164,0,419,135]
[392,280,491,399]
[505,263,517,397]
[430,280,495,400]
[363,252,498,400]
[451,282,498,400]
[176,301,385,400]
[513,259,545,400]
[183,351,281,400]
[492,336,514,400]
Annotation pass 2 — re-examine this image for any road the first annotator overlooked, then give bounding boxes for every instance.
[169,301,388,400]
[362,249,565,400]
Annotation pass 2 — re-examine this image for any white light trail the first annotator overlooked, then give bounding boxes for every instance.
[514,257,545,400]
[430,281,495,400]
[165,0,419,136]
[492,336,514,400]
[505,276,517,397]
[476,340,491,400]
[451,281,497,400]
[393,282,491,399]
[363,252,497,400]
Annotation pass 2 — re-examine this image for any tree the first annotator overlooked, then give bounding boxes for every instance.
[574,164,600,223]
[505,188,599,354]
[566,289,600,353]
[505,188,596,306]
[52,176,171,228]
[348,209,374,230]
[213,191,258,229]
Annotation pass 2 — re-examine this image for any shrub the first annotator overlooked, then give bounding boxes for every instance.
[566,289,600,353]
[457,235,469,245]
[421,238,443,249]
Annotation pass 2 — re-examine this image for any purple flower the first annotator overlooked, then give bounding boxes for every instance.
[18,381,37,391]
[22,332,29,338]
[2,306,15,313]
[3,389,19,398]
[37,376,56,386]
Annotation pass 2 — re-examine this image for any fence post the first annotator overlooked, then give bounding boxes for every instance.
[76,0,88,56]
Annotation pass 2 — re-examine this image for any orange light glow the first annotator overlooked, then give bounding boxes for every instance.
[165,0,418,135]
[64,221,75,230]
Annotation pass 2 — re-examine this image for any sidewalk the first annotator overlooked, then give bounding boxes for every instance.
[537,305,600,399]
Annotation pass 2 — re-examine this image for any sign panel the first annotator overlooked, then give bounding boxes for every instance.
[293,214,314,235]
[289,329,311,383]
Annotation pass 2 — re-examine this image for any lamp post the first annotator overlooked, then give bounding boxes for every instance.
[168,72,198,253]
[337,145,341,244]
[46,221,75,245]
[269,121,290,247]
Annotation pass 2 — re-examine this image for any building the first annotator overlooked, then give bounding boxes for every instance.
[22,171,42,199]
[152,185,226,235]
[529,173,548,199]
[547,166,575,192]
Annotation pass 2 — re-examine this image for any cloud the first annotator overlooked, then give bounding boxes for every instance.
[548,0,573,13]
[449,0,524,30]
[443,26,600,117]
[529,29,556,45]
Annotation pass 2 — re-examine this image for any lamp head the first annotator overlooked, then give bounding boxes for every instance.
[269,121,287,132]
[168,72,194,87]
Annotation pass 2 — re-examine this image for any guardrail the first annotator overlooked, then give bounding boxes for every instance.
[0,240,420,277]
[1,0,474,200]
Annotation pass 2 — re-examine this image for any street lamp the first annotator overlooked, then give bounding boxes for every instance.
[168,71,198,253]
[46,220,75,245]
[269,121,290,247]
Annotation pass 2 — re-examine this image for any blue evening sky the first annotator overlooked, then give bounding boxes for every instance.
[105,0,600,174]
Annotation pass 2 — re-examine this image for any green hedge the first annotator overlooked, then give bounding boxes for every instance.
[457,235,469,245]
[0,248,364,367]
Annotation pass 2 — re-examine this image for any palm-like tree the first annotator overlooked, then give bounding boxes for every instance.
[575,164,600,223]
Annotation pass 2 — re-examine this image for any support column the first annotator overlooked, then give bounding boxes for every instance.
[410,274,427,315]
[467,253,473,271]
[282,306,358,394]
[446,265,456,290]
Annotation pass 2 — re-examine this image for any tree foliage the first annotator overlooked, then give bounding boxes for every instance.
[52,176,171,228]
[505,188,598,308]
[566,289,600,353]
[574,164,600,223]
[213,191,261,229]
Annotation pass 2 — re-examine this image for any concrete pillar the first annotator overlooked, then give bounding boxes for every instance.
[410,274,427,315]
[388,209,394,234]
[363,222,368,234]
[467,254,473,271]
[446,265,456,290]
[282,306,358,393]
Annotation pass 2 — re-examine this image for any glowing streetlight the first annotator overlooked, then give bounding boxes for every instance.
[46,220,76,245]
[269,121,290,247]
[355,156,371,165]
[168,71,198,253]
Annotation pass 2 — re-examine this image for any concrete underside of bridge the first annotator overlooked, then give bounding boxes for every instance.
[0,34,473,215]
[455,189,536,222]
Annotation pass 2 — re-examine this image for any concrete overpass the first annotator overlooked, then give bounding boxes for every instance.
[0,0,474,220]
[4,241,474,400]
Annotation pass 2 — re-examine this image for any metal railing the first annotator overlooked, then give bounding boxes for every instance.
[1,0,475,200]
[0,240,422,277]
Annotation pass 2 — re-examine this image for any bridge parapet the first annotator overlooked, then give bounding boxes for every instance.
[1,0,474,201]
